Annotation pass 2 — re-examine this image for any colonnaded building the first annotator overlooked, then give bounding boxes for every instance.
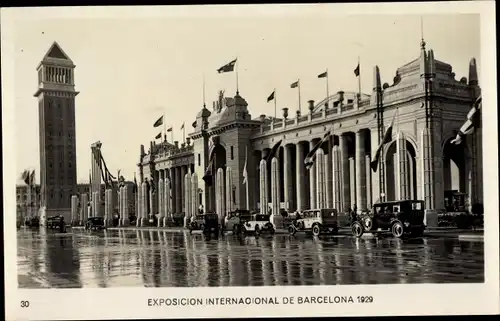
[132,40,482,228]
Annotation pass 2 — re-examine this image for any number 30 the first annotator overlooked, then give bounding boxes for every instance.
[21,300,30,308]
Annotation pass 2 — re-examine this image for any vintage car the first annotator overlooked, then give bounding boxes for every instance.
[26,217,40,228]
[85,217,106,231]
[189,213,220,235]
[223,209,252,234]
[46,216,63,229]
[351,200,426,238]
[288,208,339,236]
[241,214,275,236]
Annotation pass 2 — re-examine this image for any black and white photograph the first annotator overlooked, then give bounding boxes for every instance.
[2,2,499,320]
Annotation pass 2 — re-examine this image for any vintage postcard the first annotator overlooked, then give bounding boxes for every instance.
[2,2,499,320]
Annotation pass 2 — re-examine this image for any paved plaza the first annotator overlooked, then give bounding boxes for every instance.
[17,228,484,288]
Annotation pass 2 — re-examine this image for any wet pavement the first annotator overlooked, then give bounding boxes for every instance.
[17,228,484,288]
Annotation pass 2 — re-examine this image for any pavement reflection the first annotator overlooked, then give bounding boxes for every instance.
[17,228,484,288]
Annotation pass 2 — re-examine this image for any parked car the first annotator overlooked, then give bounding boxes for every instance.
[46,216,62,229]
[241,214,275,236]
[189,213,220,235]
[223,209,252,234]
[85,217,106,231]
[288,208,339,236]
[351,200,425,238]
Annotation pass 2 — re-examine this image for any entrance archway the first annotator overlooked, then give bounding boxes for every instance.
[442,138,469,212]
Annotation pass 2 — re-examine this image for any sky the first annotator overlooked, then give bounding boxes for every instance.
[10,8,481,184]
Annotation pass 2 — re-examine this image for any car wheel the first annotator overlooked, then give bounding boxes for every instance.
[255,225,261,236]
[391,221,404,238]
[351,221,364,238]
[312,224,321,237]
[288,225,296,236]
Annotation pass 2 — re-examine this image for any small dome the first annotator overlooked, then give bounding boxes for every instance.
[383,83,389,89]
[460,77,467,84]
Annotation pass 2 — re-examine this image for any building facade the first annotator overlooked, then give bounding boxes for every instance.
[137,42,483,227]
[35,42,79,223]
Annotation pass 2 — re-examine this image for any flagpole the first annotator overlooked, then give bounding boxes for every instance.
[298,79,302,113]
[163,112,166,142]
[236,56,239,95]
[357,56,362,98]
[203,73,206,107]
[326,68,330,103]
[274,88,277,119]
[183,124,186,144]
[170,127,173,144]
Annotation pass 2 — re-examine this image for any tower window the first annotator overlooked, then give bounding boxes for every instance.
[230,146,234,160]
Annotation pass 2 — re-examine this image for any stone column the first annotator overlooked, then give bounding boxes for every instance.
[104,189,110,226]
[315,148,326,209]
[366,155,372,208]
[355,130,367,211]
[309,140,317,209]
[397,131,410,200]
[158,173,165,227]
[136,184,141,227]
[216,167,225,220]
[117,187,123,226]
[164,177,171,226]
[296,142,307,211]
[122,185,129,226]
[191,173,199,221]
[271,157,281,226]
[408,151,414,199]
[421,128,435,210]
[182,170,191,228]
[93,191,100,217]
[170,168,176,214]
[283,144,294,211]
[226,167,233,214]
[175,167,182,215]
[349,157,356,210]
[325,147,333,208]
[71,195,78,225]
[140,181,148,226]
[81,193,89,225]
[340,134,350,212]
[259,159,268,214]
[332,146,342,211]
[180,166,187,214]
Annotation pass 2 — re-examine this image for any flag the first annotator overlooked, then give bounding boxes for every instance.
[265,140,282,163]
[354,63,360,77]
[318,71,328,78]
[304,131,331,170]
[451,95,482,145]
[155,132,162,139]
[370,114,396,172]
[217,58,237,73]
[267,91,275,103]
[290,80,299,88]
[242,147,248,185]
[153,115,164,127]
[202,154,216,186]
[21,170,30,185]
[29,170,35,186]
[166,127,173,132]
[180,122,185,130]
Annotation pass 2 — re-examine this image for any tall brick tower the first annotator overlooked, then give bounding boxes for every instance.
[34,42,78,223]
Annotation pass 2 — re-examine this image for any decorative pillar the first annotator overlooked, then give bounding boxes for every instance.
[93,191,100,217]
[421,128,435,209]
[136,184,141,227]
[164,177,171,226]
[170,168,176,214]
[122,185,129,226]
[104,189,110,227]
[408,151,414,199]
[158,174,165,227]
[332,146,342,211]
[226,167,233,214]
[309,140,317,209]
[180,166,187,214]
[397,131,410,200]
[184,171,192,228]
[140,181,148,226]
[296,143,307,211]
[191,173,199,221]
[366,155,372,208]
[349,157,356,210]
[271,157,280,226]
[71,195,78,226]
[259,159,268,214]
[80,193,89,225]
[340,135,350,211]
[216,167,225,220]
[118,186,123,226]
[355,130,367,211]
[175,167,182,214]
[283,144,294,211]
[315,148,326,209]
[325,149,333,208]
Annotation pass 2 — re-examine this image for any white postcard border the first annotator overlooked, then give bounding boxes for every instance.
[2,2,499,320]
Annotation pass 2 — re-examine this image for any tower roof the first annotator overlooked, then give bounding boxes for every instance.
[38,41,74,68]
